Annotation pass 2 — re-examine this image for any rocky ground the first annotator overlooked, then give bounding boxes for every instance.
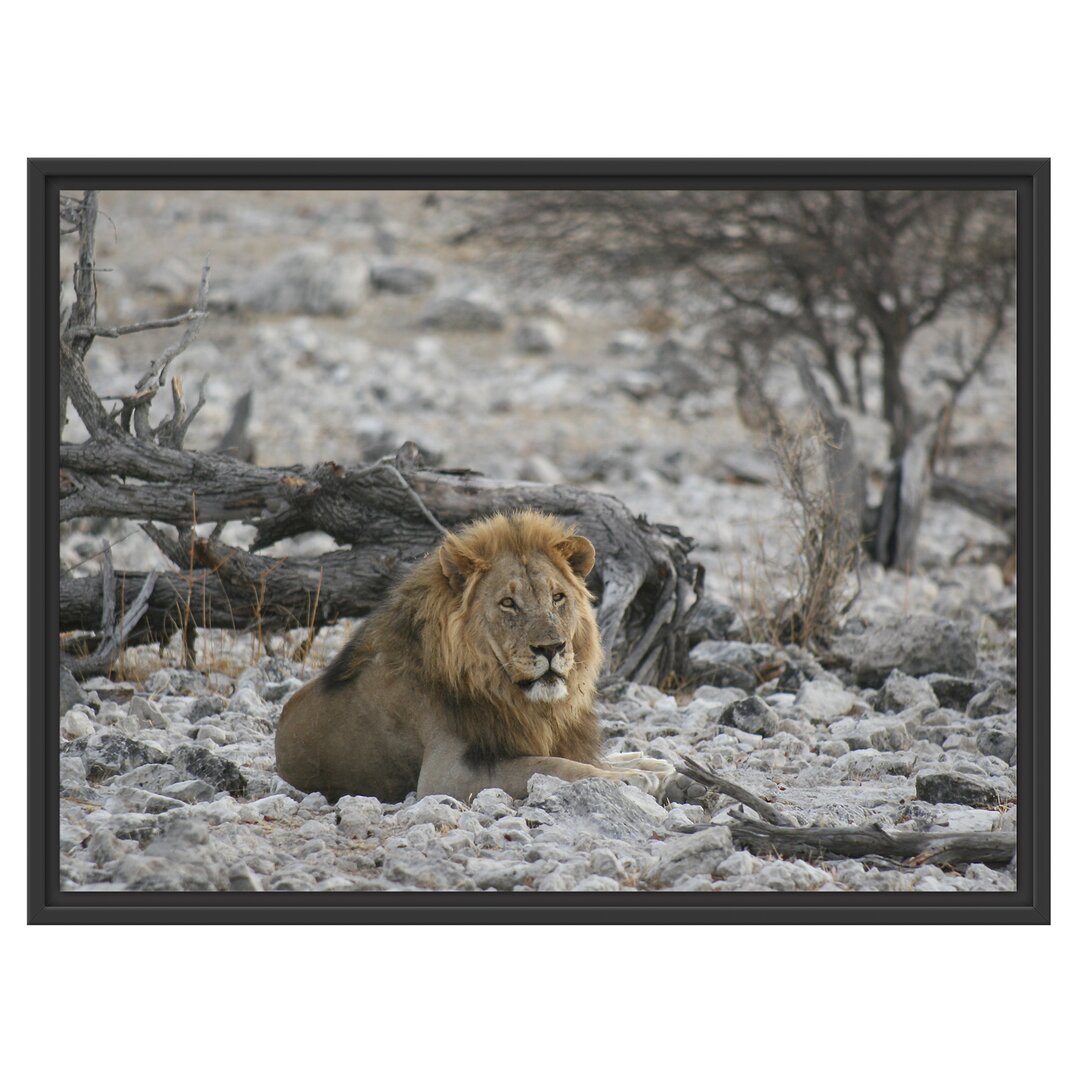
[58,190,1018,892]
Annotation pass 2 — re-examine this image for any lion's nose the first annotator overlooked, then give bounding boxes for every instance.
[531,641,566,662]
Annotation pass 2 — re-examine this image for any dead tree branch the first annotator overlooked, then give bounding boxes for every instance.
[720,808,1016,868]
[62,548,160,678]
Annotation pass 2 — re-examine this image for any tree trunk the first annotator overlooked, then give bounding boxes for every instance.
[880,335,913,456]
[873,417,938,570]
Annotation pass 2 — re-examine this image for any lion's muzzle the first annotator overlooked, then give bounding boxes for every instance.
[517,642,572,702]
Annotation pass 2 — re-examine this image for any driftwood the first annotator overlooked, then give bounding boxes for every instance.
[58,191,704,684]
[720,810,1016,868]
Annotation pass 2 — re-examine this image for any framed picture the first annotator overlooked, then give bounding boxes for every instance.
[30,159,1049,923]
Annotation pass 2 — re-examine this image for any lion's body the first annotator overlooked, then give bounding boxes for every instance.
[275,511,676,803]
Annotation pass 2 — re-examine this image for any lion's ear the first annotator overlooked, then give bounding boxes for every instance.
[439,543,477,594]
[555,536,595,579]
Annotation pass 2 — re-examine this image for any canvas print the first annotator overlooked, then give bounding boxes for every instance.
[57,188,1018,894]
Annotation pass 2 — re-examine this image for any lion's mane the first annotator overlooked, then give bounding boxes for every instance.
[321,510,603,766]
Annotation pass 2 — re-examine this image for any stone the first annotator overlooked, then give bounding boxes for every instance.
[777,663,807,693]
[228,863,265,891]
[618,784,671,824]
[976,726,1017,765]
[224,246,369,316]
[187,695,229,722]
[794,680,857,721]
[74,731,167,782]
[513,318,564,353]
[915,771,1001,808]
[827,716,913,752]
[649,828,734,885]
[967,682,1016,719]
[59,820,89,855]
[718,696,780,736]
[714,850,762,880]
[755,859,832,891]
[169,744,248,796]
[833,614,977,686]
[525,775,663,841]
[337,795,384,839]
[692,685,747,710]
[112,763,182,793]
[299,791,330,814]
[571,875,622,892]
[397,794,464,829]
[652,339,712,398]
[88,828,131,867]
[59,755,88,793]
[59,668,87,716]
[262,678,304,704]
[925,674,979,711]
[370,261,436,294]
[195,723,232,746]
[607,329,651,355]
[419,291,505,331]
[586,848,624,880]
[128,696,168,729]
[60,708,95,741]
[875,670,938,713]
[688,641,756,692]
[470,788,515,820]
[685,596,738,645]
[162,779,215,804]
[241,794,300,821]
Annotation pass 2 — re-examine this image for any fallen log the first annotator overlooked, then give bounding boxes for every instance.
[719,808,1016,868]
[60,448,703,683]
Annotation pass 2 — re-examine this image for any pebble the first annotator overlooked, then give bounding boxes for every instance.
[718,696,779,736]
[794,680,857,721]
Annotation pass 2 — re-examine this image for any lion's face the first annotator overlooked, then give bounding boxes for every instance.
[437,523,598,706]
[472,550,585,702]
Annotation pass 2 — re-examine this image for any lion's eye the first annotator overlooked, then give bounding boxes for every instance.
[552,592,565,604]
[499,597,516,610]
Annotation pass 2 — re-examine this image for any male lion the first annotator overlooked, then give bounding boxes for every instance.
[275,509,674,802]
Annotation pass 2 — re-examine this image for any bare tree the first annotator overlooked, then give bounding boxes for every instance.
[465,189,1016,569]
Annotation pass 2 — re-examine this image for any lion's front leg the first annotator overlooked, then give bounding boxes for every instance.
[417,740,675,802]
[596,751,676,797]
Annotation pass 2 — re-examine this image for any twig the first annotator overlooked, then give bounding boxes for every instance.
[63,546,160,678]
[374,460,449,536]
[133,258,211,393]
[72,309,205,340]
[678,755,797,827]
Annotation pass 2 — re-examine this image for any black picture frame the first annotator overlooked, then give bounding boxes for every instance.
[29,158,1050,924]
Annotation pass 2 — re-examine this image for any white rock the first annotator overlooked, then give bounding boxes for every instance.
[61,708,95,740]
[337,795,384,839]
[795,680,857,721]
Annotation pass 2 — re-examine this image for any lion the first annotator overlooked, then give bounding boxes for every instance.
[275,509,674,803]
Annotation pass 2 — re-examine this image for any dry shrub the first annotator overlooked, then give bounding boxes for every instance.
[743,412,862,649]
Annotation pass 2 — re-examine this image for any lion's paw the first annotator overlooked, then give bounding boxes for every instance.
[661,771,710,806]
[600,753,676,796]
